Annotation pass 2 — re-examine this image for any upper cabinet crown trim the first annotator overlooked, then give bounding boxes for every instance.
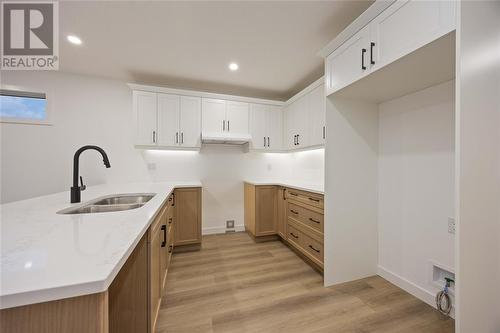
[127,83,284,107]
[318,0,396,58]
[284,76,325,106]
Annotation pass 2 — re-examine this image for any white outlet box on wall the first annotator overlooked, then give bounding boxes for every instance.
[448,217,455,234]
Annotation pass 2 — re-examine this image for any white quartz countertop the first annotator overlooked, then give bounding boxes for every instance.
[244,180,324,195]
[0,181,201,309]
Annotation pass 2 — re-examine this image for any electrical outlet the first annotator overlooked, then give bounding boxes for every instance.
[226,220,234,229]
[448,217,455,234]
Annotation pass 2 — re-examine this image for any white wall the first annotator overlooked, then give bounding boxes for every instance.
[377,80,455,309]
[324,97,379,286]
[0,71,324,233]
[456,1,500,332]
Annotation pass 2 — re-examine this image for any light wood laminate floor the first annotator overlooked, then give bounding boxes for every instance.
[156,232,454,333]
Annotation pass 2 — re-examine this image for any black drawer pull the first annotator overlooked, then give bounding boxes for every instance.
[290,209,299,215]
[309,218,320,224]
[289,193,298,197]
[161,225,167,247]
[361,48,367,70]
[308,197,320,202]
[289,232,299,239]
[168,245,173,253]
[370,42,375,65]
[309,245,320,253]
[168,217,173,224]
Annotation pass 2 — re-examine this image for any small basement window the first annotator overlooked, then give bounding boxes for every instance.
[0,89,50,125]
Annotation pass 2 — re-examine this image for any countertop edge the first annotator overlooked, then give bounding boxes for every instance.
[244,181,324,195]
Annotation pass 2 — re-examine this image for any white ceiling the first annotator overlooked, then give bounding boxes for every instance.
[59,1,373,101]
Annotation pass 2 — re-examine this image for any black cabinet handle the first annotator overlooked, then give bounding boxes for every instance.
[168,217,173,224]
[267,137,270,147]
[172,193,175,206]
[362,48,367,70]
[370,42,375,65]
[290,232,299,239]
[282,188,286,200]
[161,225,167,247]
[293,135,297,145]
[290,209,299,215]
[309,218,320,224]
[176,132,179,144]
[289,192,298,196]
[168,245,173,253]
[297,134,300,145]
[264,137,266,147]
[308,197,320,202]
[181,132,184,144]
[323,126,326,140]
[309,245,320,253]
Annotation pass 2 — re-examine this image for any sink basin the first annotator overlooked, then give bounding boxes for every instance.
[57,193,156,215]
[92,194,155,206]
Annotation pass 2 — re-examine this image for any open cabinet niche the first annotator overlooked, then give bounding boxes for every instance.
[324,32,456,315]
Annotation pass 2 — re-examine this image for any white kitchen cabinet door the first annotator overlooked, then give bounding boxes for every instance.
[370,0,456,72]
[157,94,180,147]
[294,95,309,148]
[266,105,283,150]
[226,101,249,136]
[133,91,158,145]
[284,102,297,150]
[307,84,326,146]
[325,24,371,96]
[202,98,226,136]
[179,96,201,148]
[249,103,267,150]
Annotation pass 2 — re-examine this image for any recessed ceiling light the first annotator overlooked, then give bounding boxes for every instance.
[228,62,239,71]
[67,35,82,45]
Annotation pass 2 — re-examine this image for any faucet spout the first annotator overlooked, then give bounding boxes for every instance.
[71,145,111,203]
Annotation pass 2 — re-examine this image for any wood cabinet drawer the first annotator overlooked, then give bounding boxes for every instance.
[287,202,324,234]
[286,188,324,209]
[286,224,302,247]
[301,232,324,264]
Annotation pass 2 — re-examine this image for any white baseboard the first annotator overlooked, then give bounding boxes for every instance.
[378,265,455,319]
[202,224,245,235]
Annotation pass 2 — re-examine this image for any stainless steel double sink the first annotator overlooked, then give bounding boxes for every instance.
[58,193,155,214]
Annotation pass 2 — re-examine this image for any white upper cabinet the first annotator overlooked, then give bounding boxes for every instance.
[133,91,157,146]
[307,84,326,146]
[249,104,283,150]
[201,98,226,136]
[326,25,371,95]
[249,103,267,150]
[370,0,456,72]
[325,0,456,96]
[201,98,249,139]
[266,105,283,150]
[226,101,249,137]
[134,91,201,149]
[179,96,201,147]
[157,94,180,146]
[283,81,326,150]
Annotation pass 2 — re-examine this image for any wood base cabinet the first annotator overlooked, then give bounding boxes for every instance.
[244,183,324,271]
[286,188,324,271]
[244,183,278,240]
[173,187,202,248]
